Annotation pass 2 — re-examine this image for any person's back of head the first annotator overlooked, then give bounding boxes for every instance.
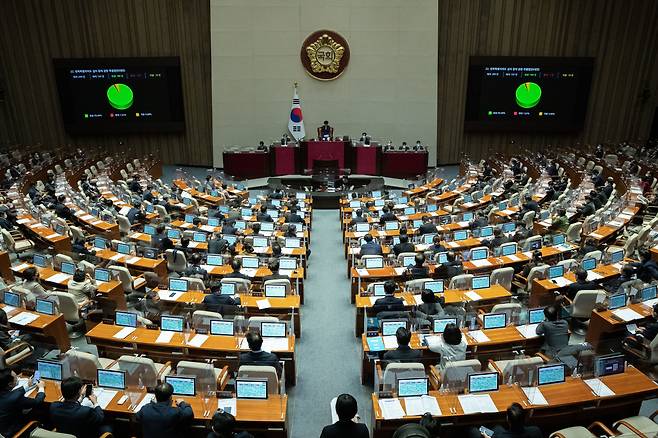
[260,205,267,213]
[0,308,7,326]
[414,253,425,267]
[392,423,431,438]
[575,268,587,282]
[335,393,358,421]
[180,237,190,248]
[211,410,237,438]
[399,234,409,244]
[73,269,85,283]
[640,250,652,262]
[356,209,363,217]
[251,222,261,234]
[268,259,280,273]
[384,280,396,295]
[246,331,263,351]
[231,258,241,272]
[447,252,457,263]
[395,327,411,346]
[443,323,462,346]
[154,382,173,403]
[422,215,430,223]
[0,368,14,392]
[156,224,166,235]
[189,253,202,266]
[421,289,436,304]
[364,234,373,243]
[544,305,559,322]
[61,376,83,401]
[506,402,527,431]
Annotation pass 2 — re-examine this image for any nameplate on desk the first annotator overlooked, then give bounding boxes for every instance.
[200,225,216,233]
[447,242,459,248]
[95,388,118,409]
[16,218,31,224]
[279,269,294,278]
[113,327,136,339]
[217,398,237,416]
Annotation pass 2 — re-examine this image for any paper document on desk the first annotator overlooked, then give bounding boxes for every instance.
[404,395,441,416]
[239,268,257,277]
[552,277,573,288]
[261,337,289,352]
[522,251,534,259]
[464,291,482,301]
[281,248,295,255]
[187,334,208,348]
[383,335,398,349]
[279,269,294,278]
[501,209,515,215]
[589,233,603,239]
[506,255,521,262]
[126,257,141,264]
[9,312,39,326]
[458,394,498,414]
[447,242,459,248]
[29,223,42,229]
[200,225,216,233]
[516,324,541,339]
[256,299,271,310]
[119,207,131,215]
[217,398,237,416]
[468,330,490,343]
[252,247,269,254]
[586,271,603,281]
[110,254,124,262]
[612,308,643,322]
[187,241,201,249]
[378,398,406,419]
[457,221,469,227]
[2,306,15,314]
[522,387,549,406]
[157,291,184,301]
[584,378,615,397]
[133,393,156,412]
[13,263,30,271]
[113,327,135,339]
[13,378,37,397]
[413,294,424,305]
[355,268,369,277]
[643,298,658,308]
[155,331,175,344]
[471,259,492,267]
[47,273,71,283]
[16,218,31,224]
[95,389,118,409]
[608,220,624,228]
[46,233,60,239]
[352,232,367,238]
[394,267,407,276]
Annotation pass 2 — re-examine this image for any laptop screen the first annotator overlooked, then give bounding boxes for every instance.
[117,243,131,255]
[472,275,490,290]
[641,286,657,301]
[94,268,111,283]
[210,320,234,336]
[433,317,457,333]
[548,265,564,279]
[115,311,137,328]
[3,291,20,307]
[265,284,286,298]
[35,299,55,315]
[582,258,596,271]
[207,254,223,266]
[384,222,399,231]
[37,360,63,381]
[253,237,269,247]
[402,255,415,267]
[60,261,76,275]
[468,372,499,393]
[502,222,516,233]
[97,369,126,390]
[167,229,181,239]
[479,226,493,238]
[537,364,566,385]
[193,232,207,242]
[552,234,566,246]
[279,258,297,270]
[169,278,188,292]
[94,237,107,249]
[595,355,625,377]
[424,280,444,293]
[364,257,384,269]
[501,243,517,256]
[242,257,259,269]
[143,225,156,236]
[436,252,448,264]
[454,230,468,241]
[33,254,48,268]
[483,313,506,330]
[382,320,407,336]
[528,308,545,324]
[165,376,196,396]
[161,315,185,332]
[610,250,624,264]
[470,248,488,261]
[397,377,428,397]
[261,321,286,337]
[285,238,300,248]
[220,283,236,295]
[373,283,385,296]
[236,379,268,399]
[608,293,626,310]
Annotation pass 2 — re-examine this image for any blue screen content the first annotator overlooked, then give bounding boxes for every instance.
[642,286,657,301]
[398,378,428,397]
[236,380,267,399]
[425,281,444,293]
[98,370,125,389]
[385,222,398,231]
[609,294,626,310]
[115,312,137,328]
[434,318,457,333]
[528,309,545,324]
[208,218,220,227]
[483,313,506,329]
[242,257,259,268]
[480,227,493,237]
[553,234,566,245]
[402,256,415,267]
[144,225,155,235]
[265,284,286,298]
[462,212,474,221]
[285,238,300,248]
[279,258,296,270]
[167,229,181,239]
[33,254,47,267]
[382,321,406,336]
[261,322,286,337]
[185,214,195,223]
[4,292,19,307]
[538,365,565,385]
[220,283,235,295]
[502,244,517,256]
[117,243,131,255]
[365,258,383,269]
[502,222,516,233]
[38,361,62,381]
[610,251,624,264]
[165,376,195,396]
[161,316,184,332]
[472,276,490,289]
[437,253,448,264]
[35,299,54,315]
[253,237,268,248]
[61,262,76,275]
[169,279,188,292]
[373,284,385,296]
[469,373,498,393]
[261,222,274,231]
[210,320,234,336]
[207,254,223,266]
[548,265,564,279]
[454,231,467,241]
[94,237,107,249]
[582,258,596,271]
[95,269,110,282]
[471,249,488,260]
[193,232,206,242]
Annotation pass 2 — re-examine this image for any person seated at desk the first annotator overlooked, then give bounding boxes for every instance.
[428,235,446,254]
[208,232,229,254]
[398,142,409,151]
[549,208,569,233]
[130,175,143,194]
[629,303,658,344]
[318,120,333,139]
[270,188,283,199]
[469,211,488,229]
[415,289,444,326]
[469,402,542,438]
[564,269,599,300]
[518,195,540,219]
[143,184,155,202]
[379,206,398,225]
[603,265,635,293]
[285,207,304,224]
[427,323,467,367]
[373,280,405,313]
[150,224,167,249]
[68,269,96,307]
[257,205,273,222]
[320,393,369,438]
[208,410,254,438]
[50,377,111,438]
[576,195,596,218]
[487,228,509,249]
[136,382,194,438]
[0,212,13,231]
[126,200,142,224]
[262,259,288,282]
[546,160,558,177]
[434,252,463,279]
[0,369,45,437]
[18,267,49,307]
[602,177,615,198]
[359,132,370,143]
[512,221,534,243]
[535,305,569,358]
[521,250,543,278]
[360,234,383,256]
[174,238,193,259]
[393,234,415,256]
[418,215,438,235]
[412,140,424,151]
[183,253,209,282]
[191,217,204,231]
[591,169,605,188]
[240,331,283,375]
[350,209,367,226]
[221,219,239,236]
[407,253,429,279]
[225,259,250,280]
[631,250,658,282]
[383,327,421,361]
[203,283,240,314]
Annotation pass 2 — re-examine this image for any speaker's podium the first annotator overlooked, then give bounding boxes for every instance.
[299,138,353,175]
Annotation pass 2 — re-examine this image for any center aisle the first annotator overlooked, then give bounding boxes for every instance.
[288,210,372,438]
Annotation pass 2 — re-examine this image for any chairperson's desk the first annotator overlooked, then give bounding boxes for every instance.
[370,367,658,438]
[31,379,288,438]
[0,303,70,351]
[86,323,297,385]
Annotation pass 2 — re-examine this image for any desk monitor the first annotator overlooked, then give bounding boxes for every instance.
[392,237,400,246]
[37,360,63,381]
[207,218,220,227]
[218,205,229,214]
[207,254,223,266]
[595,354,625,377]
[355,223,370,232]
[528,308,545,324]
[398,197,408,204]
[116,243,131,255]
[482,312,506,330]
[422,234,435,244]
[404,207,416,215]
[267,209,279,219]
[220,282,236,296]
[115,311,138,328]
[424,280,444,293]
[253,236,268,248]
[248,197,257,205]
[454,230,468,241]
[427,204,438,213]
[412,220,422,229]
[142,248,157,259]
[472,275,490,290]
[261,221,275,231]
[433,317,458,333]
[608,293,626,310]
[548,265,564,279]
[373,283,386,297]
[385,221,399,231]
[265,284,286,298]
[397,377,429,397]
[241,208,253,217]
[60,261,76,275]
[641,285,657,302]
[3,291,20,307]
[552,234,566,246]
[235,221,247,230]
[462,212,474,222]
[537,364,566,386]
[436,252,448,264]
[382,320,407,336]
[279,258,297,270]
[610,250,624,264]
[93,237,107,249]
[145,204,155,213]
[285,238,301,248]
[501,243,517,256]
[210,319,235,336]
[184,214,195,223]
[479,226,494,238]
[498,201,508,210]
[374,199,385,207]
[364,257,384,270]
[165,376,196,396]
[261,321,287,338]
[193,232,207,243]
[271,199,281,207]
[349,200,361,208]
[166,229,181,239]
[582,258,596,271]
[169,278,188,292]
[33,254,50,268]
[97,369,126,390]
[438,215,451,225]
[161,315,185,332]
[502,222,516,233]
[222,235,237,245]
[468,372,499,393]
[470,248,488,261]
[143,225,156,236]
[371,190,382,198]
[236,379,268,399]
[463,195,473,204]
[402,255,415,267]
[183,198,193,206]
[242,257,259,269]
[529,239,542,250]
[35,299,55,315]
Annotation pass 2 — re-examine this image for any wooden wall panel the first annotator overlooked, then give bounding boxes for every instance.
[437,0,658,164]
[0,0,211,166]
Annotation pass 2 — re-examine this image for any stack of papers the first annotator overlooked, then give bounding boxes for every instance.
[471,259,492,267]
[13,263,30,271]
[126,257,141,264]
[281,248,295,255]
[240,268,257,277]
[464,291,482,301]
[355,268,369,277]
[155,331,175,344]
[382,335,398,349]
[522,387,549,405]
[394,267,407,276]
[584,378,615,397]
[187,334,209,348]
[506,255,522,262]
[458,394,498,414]
[612,308,643,322]
[378,398,406,419]
[366,337,385,351]
[2,305,16,314]
[256,299,271,310]
[552,277,573,287]
[516,324,540,338]
[47,272,71,283]
[133,393,156,412]
[468,330,490,343]
[157,291,184,301]
[9,312,39,326]
[110,254,124,261]
[586,271,603,281]
[404,395,441,416]
[113,327,136,339]
[95,389,118,409]
[261,337,289,352]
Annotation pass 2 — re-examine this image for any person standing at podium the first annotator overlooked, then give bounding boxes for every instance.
[319,120,333,140]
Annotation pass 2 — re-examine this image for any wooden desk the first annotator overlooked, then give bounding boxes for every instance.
[462,244,577,273]
[15,215,72,252]
[0,251,14,282]
[86,323,297,385]
[586,302,653,352]
[70,206,120,240]
[93,249,167,278]
[531,264,621,307]
[0,303,70,351]
[370,367,658,438]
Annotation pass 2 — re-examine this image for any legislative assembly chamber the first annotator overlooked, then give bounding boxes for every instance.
[1,1,658,438]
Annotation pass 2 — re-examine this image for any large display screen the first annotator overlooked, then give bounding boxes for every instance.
[464,56,594,132]
[53,57,185,134]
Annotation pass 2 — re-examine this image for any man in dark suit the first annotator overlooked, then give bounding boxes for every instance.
[631,250,658,282]
[136,382,194,438]
[285,207,304,224]
[350,209,367,226]
[535,305,569,358]
[564,269,599,300]
[360,234,383,256]
[208,232,229,254]
[407,253,430,279]
[487,228,510,249]
[518,195,540,218]
[383,327,422,360]
[240,332,282,375]
[470,403,541,438]
[224,259,250,280]
[50,377,110,438]
[429,235,447,254]
[207,410,253,438]
[319,120,333,139]
[434,252,463,279]
[591,169,605,187]
[576,196,596,218]
[373,280,404,313]
[203,283,240,314]
[262,259,288,283]
[393,234,415,256]
[319,393,369,438]
[378,206,398,225]
[0,369,46,437]
[53,195,74,220]
[418,215,438,235]
[0,212,14,231]
[257,205,273,222]
[221,219,239,235]
[126,201,142,224]
[602,178,615,198]
[130,175,143,194]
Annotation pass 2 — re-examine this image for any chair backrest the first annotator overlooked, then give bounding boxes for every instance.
[30,428,77,438]
[176,360,218,391]
[382,362,425,389]
[490,267,514,291]
[637,226,652,244]
[566,222,583,243]
[491,303,522,323]
[557,258,577,271]
[247,316,281,330]
[649,335,658,363]
[360,254,384,267]
[571,290,607,318]
[180,276,205,291]
[108,266,133,292]
[441,359,481,390]
[165,249,188,272]
[404,278,434,292]
[583,250,602,262]
[623,234,638,258]
[522,211,536,228]
[115,355,158,387]
[78,260,96,276]
[526,264,549,291]
[499,356,544,383]
[63,349,101,381]
[220,277,251,293]
[191,310,223,330]
[116,215,131,234]
[50,292,80,322]
[523,235,542,251]
[237,365,279,393]
[0,229,15,251]
[54,254,74,269]
[449,274,473,290]
[397,252,417,263]
[69,226,86,243]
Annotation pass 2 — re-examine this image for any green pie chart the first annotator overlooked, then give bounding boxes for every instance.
[106,83,134,110]
[515,82,541,109]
